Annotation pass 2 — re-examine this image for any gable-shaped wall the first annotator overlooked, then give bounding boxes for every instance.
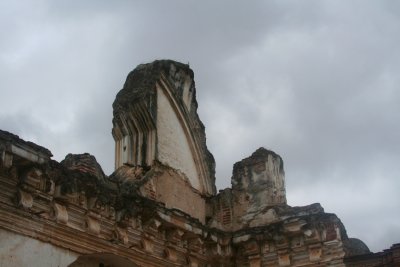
[156,83,201,191]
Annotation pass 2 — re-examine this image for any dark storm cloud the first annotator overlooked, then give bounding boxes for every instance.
[1,0,399,252]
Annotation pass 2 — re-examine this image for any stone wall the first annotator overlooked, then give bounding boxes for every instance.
[151,169,206,223]
[0,150,212,266]
[112,60,216,196]
[208,148,287,231]
[0,229,78,267]
[344,243,400,267]
[0,128,362,267]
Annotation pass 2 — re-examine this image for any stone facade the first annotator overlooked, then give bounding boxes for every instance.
[0,60,398,267]
[344,243,400,267]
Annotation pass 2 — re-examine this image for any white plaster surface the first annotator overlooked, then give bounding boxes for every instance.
[156,85,200,190]
[182,77,193,112]
[0,229,78,267]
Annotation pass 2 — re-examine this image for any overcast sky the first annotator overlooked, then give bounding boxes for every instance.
[1,0,399,252]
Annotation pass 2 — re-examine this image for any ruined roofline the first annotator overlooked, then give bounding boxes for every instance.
[0,129,53,166]
[112,60,196,117]
[232,147,284,174]
[0,127,389,267]
[0,129,53,159]
[0,131,343,234]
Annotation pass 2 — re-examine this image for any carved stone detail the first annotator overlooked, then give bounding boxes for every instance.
[114,226,129,244]
[163,247,177,262]
[249,255,261,267]
[16,189,33,209]
[188,236,204,251]
[243,240,260,256]
[208,243,221,257]
[77,192,87,209]
[278,250,291,266]
[86,215,101,235]
[53,202,68,224]
[1,150,13,168]
[143,218,162,234]
[188,256,199,267]
[309,245,322,261]
[166,228,184,243]
[20,167,45,191]
[140,238,153,253]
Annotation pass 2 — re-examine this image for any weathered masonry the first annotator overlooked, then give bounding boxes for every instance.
[0,60,399,266]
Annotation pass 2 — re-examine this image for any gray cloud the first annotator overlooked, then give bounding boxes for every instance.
[1,0,399,252]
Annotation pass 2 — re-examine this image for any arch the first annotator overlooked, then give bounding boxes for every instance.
[156,76,213,194]
[68,253,139,267]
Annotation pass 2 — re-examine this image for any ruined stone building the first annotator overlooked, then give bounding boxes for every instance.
[0,60,399,266]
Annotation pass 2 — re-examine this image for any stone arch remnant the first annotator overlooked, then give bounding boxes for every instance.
[68,253,139,267]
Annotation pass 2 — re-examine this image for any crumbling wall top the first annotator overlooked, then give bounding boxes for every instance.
[61,153,106,183]
[112,60,216,195]
[231,147,285,197]
[0,129,52,166]
[113,60,195,119]
[0,129,53,158]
